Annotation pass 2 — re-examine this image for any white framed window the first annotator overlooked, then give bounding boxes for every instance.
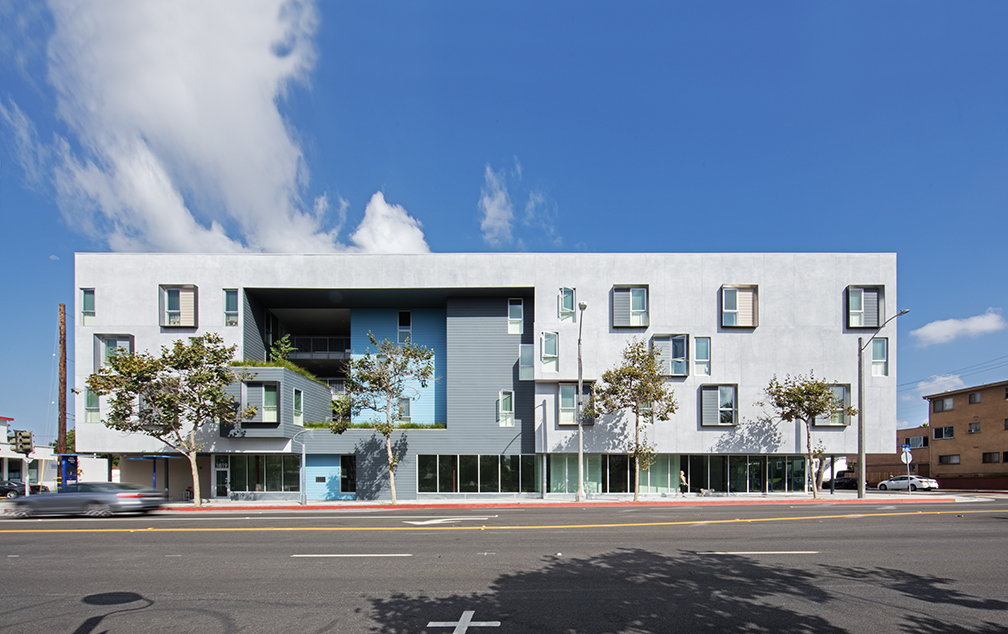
[263,384,278,423]
[519,343,534,381]
[934,425,954,439]
[722,285,757,327]
[82,289,95,326]
[871,338,888,376]
[559,384,577,425]
[224,289,239,326]
[613,286,649,327]
[293,388,303,426]
[398,397,411,423]
[847,286,882,328]
[701,385,737,426]
[95,335,133,371]
[933,397,954,413]
[508,299,523,334]
[969,392,981,404]
[815,385,851,426]
[559,287,576,323]
[653,335,688,376]
[160,285,197,327]
[398,311,412,344]
[694,337,711,376]
[498,390,514,427]
[541,332,559,372]
[968,422,980,434]
[85,390,100,423]
[641,400,654,425]
[907,435,928,448]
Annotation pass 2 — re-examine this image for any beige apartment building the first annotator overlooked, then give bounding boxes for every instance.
[924,379,1008,489]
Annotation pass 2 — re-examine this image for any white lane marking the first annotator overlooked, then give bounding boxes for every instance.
[698,550,820,555]
[291,553,412,558]
[428,610,500,632]
[404,517,492,525]
[8,555,19,558]
[165,554,182,557]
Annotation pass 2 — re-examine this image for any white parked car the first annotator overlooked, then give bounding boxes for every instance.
[876,475,939,491]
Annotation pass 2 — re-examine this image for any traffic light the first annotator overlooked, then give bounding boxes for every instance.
[15,430,33,454]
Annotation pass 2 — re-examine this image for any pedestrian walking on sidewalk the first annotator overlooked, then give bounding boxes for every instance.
[679,470,688,496]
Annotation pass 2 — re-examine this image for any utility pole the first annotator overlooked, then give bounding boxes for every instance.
[58,303,67,454]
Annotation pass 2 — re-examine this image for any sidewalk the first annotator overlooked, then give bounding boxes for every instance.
[162,489,982,512]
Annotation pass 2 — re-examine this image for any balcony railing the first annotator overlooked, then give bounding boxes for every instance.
[288,336,350,360]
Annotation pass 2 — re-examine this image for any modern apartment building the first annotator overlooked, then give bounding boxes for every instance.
[74,252,899,501]
[924,380,1008,489]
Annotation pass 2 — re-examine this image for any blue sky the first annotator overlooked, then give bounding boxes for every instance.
[2,1,1006,446]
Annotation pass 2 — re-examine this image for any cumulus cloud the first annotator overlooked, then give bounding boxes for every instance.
[912,374,965,398]
[2,1,430,254]
[910,308,1007,347]
[478,164,514,246]
[349,192,429,253]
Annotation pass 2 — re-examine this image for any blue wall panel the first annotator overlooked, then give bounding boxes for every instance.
[305,454,353,500]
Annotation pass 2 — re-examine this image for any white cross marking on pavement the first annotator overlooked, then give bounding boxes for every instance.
[427,610,500,633]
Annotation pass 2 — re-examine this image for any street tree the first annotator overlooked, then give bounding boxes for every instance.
[86,333,254,506]
[759,372,857,499]
[329,332,435,504]
[587,338,677,501]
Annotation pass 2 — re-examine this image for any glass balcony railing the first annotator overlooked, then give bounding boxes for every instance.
[287,336,350,359]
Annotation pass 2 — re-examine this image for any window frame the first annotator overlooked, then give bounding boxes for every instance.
[721,285,758,328]
[701,384,738,426]
[519,343,534,381]
[969,392,981,404]
[541,331,559,372]
[398,397,411,424]
[612,286,649,327]
[814,385,852,426]
[933,397,954,413]
[871,338,888,377]
[159,284,198,328]
[85,389,100,423]
[982,452,1000,464]
[938,454,960,465]
[559,384,577,425]
[934,425,954,440]
[498,390,515,427]
[559,287,576,323]
[653,334,688,377]
[293,388,303,426]
[968,422,980,434]
[694,337,711,376]
[398,310,412,344]
[262,384,278,423]
[847,285,882,328]
[224,289,239,327]
[508,298,523,334]
[95,335,134,371]
[82,288,95,326]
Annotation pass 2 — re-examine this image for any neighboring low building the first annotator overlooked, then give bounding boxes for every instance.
[924,380,1008,489]
[857,425,931,486]
[74,252,900,501]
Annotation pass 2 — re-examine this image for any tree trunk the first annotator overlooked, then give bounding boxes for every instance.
[633,412,640,502]
[804,420,817,499]
[385,432,397,504]
[188,450,202,507]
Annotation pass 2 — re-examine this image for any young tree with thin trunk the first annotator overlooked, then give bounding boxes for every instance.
[587,338,677,502]
[759,372,857,499]
[86,334,254,506]
[329,332,434,504]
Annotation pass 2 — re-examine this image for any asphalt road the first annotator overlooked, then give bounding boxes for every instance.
[2,499,1008,633]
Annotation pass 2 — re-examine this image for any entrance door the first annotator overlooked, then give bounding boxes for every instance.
[214,456,229,498]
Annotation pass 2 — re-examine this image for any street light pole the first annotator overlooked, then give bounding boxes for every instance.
[576,301,587,503]
[857,308,909,499]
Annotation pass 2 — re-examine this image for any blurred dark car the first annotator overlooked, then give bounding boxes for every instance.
[823,477,858,490]
[0,480,50,498]
[11,482,164,517]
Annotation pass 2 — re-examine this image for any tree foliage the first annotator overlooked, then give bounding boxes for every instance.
[587,337,677,501]
[759,372,857,499]
[328,332,435,504]
[86,333,254,506]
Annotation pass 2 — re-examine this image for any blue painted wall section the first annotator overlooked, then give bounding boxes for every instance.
[305,454,354,500]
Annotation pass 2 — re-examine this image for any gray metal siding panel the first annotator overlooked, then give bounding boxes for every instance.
[653,336,671,375]
[243,290,266,362]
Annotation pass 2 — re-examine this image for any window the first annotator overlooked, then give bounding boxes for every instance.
[398,311,411,344]
[293,389,303,426]
[498,390,514,427]
[982,452,1000,463]
[701,385,737,426]
[653,335,688,376]
[85,390,100,423]
[96,335,133,371]
[508,299,523,334]
[722,285,758,327]
[969,392,981,404]
[263,384,278,423]
[934,425,954,439]
[541,332,558,372]
[82,289,95,326]
[907,435,928,448]
[933,397,954,413]
[871,338,888,376]
[847,286,882,328]
[613,286,649,327]
[815,385,851,426]
[224,289,238,326]
[160,285,197,327]
[938,454,960,465]
[1005,419,1008,431]
[559,287,576,323]
[694,337,711,376]
[519,344,534,381]
[559,384,576,425]
[968,422,981,434]
[398,397,411,423]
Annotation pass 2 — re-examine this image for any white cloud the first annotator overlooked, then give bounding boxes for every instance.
[912,374,965,398]
[5,0,429,255]
[910,308,1007,347]
[349,192,429,254]
[478,164,513,246]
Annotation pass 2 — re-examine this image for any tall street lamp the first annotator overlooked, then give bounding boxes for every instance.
[857,308,910,499]
[576,301,588,502]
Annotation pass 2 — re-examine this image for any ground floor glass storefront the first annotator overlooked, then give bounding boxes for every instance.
[214,454,301,497]
[417,454,540,494]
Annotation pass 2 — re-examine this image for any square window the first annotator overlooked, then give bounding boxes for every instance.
[968,422,981,434]
[969,392,981,404]
[701,385,737,426]
[933,397,954,413]
[519,343,534,381]
[398,311,412,344]
[871,338,888,376]
[541,332,559,372]
[815,385,851,426]
[224,289,239,326]
[847,286,882,328]
[96,335,133,371]
[508,299,523,334]
[722,285,757,327]
[934,425,954,440]
[653,335,688,376]
[82,289,95,326]
[559,287,576,323]
[498,390,514,427]
[613,286,649,327]
[160,285,197,327]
